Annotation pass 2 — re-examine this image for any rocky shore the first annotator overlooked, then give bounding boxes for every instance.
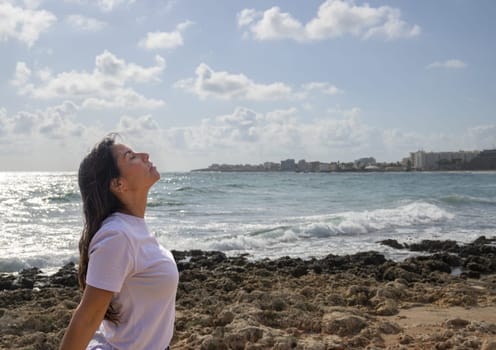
[1,236,496,349]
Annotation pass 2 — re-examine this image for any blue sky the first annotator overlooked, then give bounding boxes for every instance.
[1,0,495,171]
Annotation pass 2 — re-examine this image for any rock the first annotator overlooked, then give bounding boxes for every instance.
[463,270,481,279]
[373,298,398,316]
[377,321,402,334]
[471,236,496,245]
[407,240,459,253]
[463,338,482,348]
[215,310,234,326]
[224,327,264,349]
[466,261,486,272]
[322,311,368,336]
[399,334,414,344]
[3,238,496,349]
[291,265,308,277]
[272,336,298,350]
[49,263,78,287]
[376,284,404,300]
[378,239,405,249]
[0,274,16,290]
[13,267,42,289]
[382,266,419,282]
[482,339,496,350]
[445,318,470,329]
[200,335,228,350]
[345,285,372,306]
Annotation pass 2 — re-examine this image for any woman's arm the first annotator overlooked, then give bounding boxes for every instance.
[59,285,114,350]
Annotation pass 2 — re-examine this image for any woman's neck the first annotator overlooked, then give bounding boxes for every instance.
[118,191,148,218]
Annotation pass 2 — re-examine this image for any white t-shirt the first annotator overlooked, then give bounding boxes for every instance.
[86,212,178,350]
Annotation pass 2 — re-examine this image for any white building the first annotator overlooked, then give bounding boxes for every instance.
[410,150,480,170]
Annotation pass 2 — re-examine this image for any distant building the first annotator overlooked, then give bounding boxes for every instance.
[280,159,296,171]
[319,163,331,172]
[297,159,307,172]
[308,161,321,172]
[263,162,280,171]
[410,150,480,170]
[340,162,355,171]
[466,149,496,170]
[354,157,376,169]
[329,162,339,172]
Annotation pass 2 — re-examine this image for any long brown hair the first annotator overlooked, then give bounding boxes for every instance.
[77,135,122,323]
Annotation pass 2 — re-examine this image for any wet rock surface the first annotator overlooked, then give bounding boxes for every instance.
[1,236,496,349]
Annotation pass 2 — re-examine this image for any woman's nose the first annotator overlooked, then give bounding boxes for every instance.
[141,153,149,161]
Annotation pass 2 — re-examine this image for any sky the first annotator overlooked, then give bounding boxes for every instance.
[0,0,495,171]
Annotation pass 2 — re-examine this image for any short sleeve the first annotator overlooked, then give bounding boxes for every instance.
[86,229,134,292]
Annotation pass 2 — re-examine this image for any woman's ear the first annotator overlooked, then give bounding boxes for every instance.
[110,178,124,194]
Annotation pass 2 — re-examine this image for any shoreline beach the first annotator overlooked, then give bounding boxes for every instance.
[1,236,496,349]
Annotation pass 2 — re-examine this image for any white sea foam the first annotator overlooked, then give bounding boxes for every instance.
[290,201,454,238]
[167,201,455,259]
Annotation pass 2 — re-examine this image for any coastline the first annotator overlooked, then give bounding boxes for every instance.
[1,237,495,349]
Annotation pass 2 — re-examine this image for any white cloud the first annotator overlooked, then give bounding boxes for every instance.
[243,6,305,41]
[467,125,496,149]
[426,59,467,70]
[238,0,420,42]
[97,0,124,11]
[11,62,32,87]
[301,82,342,96]
[66,14,107,32]
[0,100,83,138]
[139,21,193,50]
[12,50,166,109]
[21,0,42,9]
[118,114,160,133]
[0,108,8,136]
[63,0,131,12]
[0,1,56,46]
[1,103,494,171]
[237,9,259,27]
[0,101,106,170]
[175,64,343,102]
[327,106,361,117]
[82,90,164,110]
[162,107,374,163]
[174,63,293,101]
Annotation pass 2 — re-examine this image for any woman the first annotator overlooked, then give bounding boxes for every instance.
[60,136,179,350]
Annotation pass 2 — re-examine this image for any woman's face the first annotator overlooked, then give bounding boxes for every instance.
[111,143,160,192]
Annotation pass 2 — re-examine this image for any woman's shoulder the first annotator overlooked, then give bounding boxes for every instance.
[90,214,134,248]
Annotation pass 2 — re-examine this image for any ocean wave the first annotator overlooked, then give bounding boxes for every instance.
[250,226,292,236]
[224,183,252,189]
[47,192,80,203]
[439,195,496,206]
[147,199,185,207]
[327,202,453,235]
[174,186,195,192]
[208,235,268,251]
[201,201,454,252]
[0,257,28,272]
[0,255,78,273]
[174,186,225,194]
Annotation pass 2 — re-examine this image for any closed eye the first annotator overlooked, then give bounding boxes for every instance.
[123,150,136,160]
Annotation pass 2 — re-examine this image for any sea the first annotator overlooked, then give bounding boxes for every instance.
[0,171,495,273]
